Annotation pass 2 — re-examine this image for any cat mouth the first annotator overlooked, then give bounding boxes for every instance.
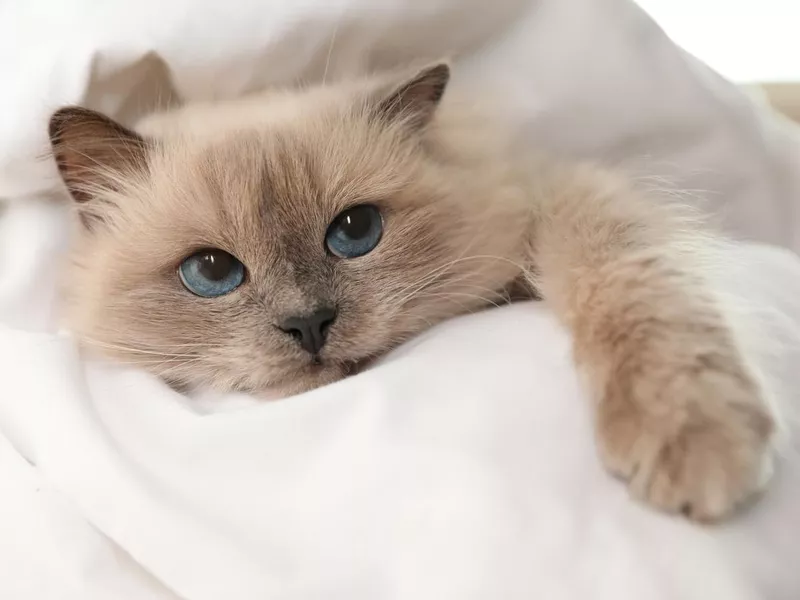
[300,355,371,382]
[305,356,364,376]
[263,355,373,397]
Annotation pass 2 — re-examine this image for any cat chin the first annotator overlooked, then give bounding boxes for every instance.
[259,360,355,399]
[174,356,367,400]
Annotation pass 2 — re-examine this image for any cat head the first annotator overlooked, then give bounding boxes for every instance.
[49,63,526,395]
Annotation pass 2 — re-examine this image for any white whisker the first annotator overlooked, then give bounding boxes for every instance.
[321,19,340,86]
[389,254,528,308]
[81,338,204,359]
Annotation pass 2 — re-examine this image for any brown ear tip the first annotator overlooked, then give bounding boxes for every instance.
[48,106,108,142]
[421,62,450,103]
[422,62,451,83]
[49,106,82,142]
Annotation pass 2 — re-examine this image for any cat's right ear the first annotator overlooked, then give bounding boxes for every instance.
[373,62,450,131]
[49,107,148,206]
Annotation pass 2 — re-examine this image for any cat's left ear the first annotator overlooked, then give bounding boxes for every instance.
[374,62,450,130]
[49,106,149,204]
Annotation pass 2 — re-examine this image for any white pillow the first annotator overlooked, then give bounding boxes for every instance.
[1,0,799,598]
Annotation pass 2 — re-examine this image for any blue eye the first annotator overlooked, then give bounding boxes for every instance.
[179,249,245,297]
[325,204,383,258]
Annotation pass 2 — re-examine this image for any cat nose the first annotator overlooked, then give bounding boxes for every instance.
[278,307,337,355]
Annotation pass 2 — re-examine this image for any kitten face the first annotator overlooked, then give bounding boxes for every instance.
[51,64,529,395]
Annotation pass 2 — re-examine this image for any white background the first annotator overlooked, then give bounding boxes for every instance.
[637,0,800,82]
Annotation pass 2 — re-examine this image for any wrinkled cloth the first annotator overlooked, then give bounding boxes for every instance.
[1,0,800,598]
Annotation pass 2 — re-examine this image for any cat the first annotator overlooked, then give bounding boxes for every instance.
[48,63,775,522]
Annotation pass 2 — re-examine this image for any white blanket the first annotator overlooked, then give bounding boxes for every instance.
[1,0,800,598]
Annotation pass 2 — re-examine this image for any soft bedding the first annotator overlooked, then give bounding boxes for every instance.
[1,0,800,599]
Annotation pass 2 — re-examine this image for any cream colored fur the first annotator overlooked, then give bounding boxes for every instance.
[48,63,775,522]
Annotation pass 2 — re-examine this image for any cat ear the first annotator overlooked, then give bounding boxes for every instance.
[49,107,148,204]
[375,62,450,130]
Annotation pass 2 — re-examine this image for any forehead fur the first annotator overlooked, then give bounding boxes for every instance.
[110,93,432,260]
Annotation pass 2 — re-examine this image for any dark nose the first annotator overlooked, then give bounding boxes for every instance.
[278,307,337,355]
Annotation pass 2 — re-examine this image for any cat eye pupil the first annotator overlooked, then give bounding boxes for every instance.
[325,204,383,259]
[339,211,371,240]
[197,252,232,281]
[179,249,245,298]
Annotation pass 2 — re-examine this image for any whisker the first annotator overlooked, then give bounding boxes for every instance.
[381,237,484,305]
[422,275,509,300]
[390,254,528,308]
[103,358,204,367]
[81,337,214,350]
[81,338,204,359]
[414,291,503,310]
[321,17,340,85]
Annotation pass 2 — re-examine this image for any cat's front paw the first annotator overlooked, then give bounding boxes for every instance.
[596,361,775,521]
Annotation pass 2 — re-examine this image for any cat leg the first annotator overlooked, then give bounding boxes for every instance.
[525,164,775,521]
